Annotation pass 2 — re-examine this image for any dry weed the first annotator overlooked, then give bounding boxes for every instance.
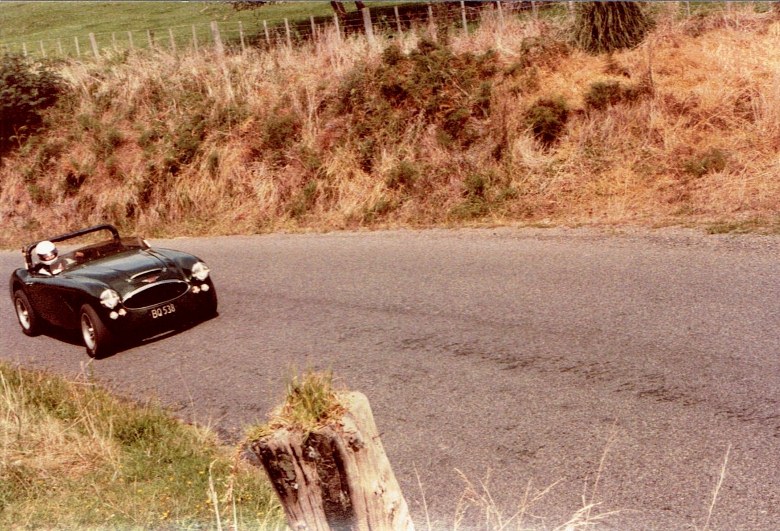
[2,4,779,247]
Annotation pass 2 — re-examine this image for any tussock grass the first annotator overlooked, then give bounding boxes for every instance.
[0,362,285,529]
[2,4,780,248]
[245,370,344,441]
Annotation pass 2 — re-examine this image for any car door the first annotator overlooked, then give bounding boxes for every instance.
[25,273,78,329]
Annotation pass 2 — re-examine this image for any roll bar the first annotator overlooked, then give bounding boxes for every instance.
[23,224,121,270]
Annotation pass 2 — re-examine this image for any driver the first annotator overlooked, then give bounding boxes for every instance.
[33,240,64,276]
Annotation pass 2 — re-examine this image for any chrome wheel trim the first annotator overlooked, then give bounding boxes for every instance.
[15,298,30,330]
[81,313,96,351]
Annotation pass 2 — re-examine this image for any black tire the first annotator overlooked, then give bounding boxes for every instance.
[79,304,115,358]
[13,290,41,336]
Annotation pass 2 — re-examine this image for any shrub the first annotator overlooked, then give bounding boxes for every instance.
[525,97,569,148]
[385,160,419,190]
[0,54,63,155]
[263,112,300,153]
[584,80,650,110]
[683,148,728,177]
[463,173,488,198]
[574,2,651,54]
[336,39,498,154]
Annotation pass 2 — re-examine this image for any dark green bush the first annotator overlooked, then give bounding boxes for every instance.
[0,54,63,155]
[525,97,569,148]
[386,160,419,190]
[335,38,498,158]
[574,2,651,54]
[263,112,301,165]
[289,179,318,219]
[463,173,488,198]
[585,79,651,110]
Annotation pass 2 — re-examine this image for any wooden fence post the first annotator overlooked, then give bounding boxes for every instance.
[22,42,28,57]
[211,21,224,55]
[310,15,317,42]
[111,32,117,51]
[169,28,177,53]
[239,21,246,52]
[427,4,436,39]
[127,31,134,51]
[250,391,414,531]
[394,5,402,35]
[192,25,198,52]
[263,20,271,46]
[461,1,469,35]
[333,14,342,41]
[39,41,46,57]
[89,32,100,58]
[147,29,155,49]
[361,7,375,46]
[57,39,63,56]
[284,18,292,48]
[74,36,81,57]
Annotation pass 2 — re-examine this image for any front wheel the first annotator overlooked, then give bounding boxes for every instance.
[80,304,115,358]
[14,290,41,336]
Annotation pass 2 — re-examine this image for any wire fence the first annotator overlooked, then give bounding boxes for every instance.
[0,1,748,61]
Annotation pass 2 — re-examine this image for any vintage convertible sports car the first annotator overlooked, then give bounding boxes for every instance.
[9,224,217,358]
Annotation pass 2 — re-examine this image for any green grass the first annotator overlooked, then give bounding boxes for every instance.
[0,361,285,529]
[0,1,340,56]
[0,1,407,56]
[245,370,343,442]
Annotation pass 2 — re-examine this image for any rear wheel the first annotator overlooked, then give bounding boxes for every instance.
[14,290,41,336]
[80,304,115,358]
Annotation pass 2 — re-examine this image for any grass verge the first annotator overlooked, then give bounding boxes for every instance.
[0,361,285,529]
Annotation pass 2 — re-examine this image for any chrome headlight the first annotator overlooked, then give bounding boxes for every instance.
[100,289,121,309]
[191,261,210,282]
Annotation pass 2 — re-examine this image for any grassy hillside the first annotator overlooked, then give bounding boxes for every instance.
[1,3,780,248]
[0,1,335,47]
[0,361,285,528]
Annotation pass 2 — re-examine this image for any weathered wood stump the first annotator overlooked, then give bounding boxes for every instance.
[250,391,414,531]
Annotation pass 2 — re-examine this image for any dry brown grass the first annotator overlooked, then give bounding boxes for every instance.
[2,4,780,248]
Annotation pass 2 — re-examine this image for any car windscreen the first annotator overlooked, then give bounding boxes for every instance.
[34,234,147,272]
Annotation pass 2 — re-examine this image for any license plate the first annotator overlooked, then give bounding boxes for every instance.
[151,303,176,319]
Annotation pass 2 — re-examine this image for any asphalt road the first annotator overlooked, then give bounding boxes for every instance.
[2,227,779,529]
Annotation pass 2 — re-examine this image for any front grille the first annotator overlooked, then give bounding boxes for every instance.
[123,280,189,309]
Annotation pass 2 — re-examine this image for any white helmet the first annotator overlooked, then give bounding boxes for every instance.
[35,240,58,265]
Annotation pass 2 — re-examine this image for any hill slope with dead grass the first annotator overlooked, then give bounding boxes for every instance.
[1,5,780,248]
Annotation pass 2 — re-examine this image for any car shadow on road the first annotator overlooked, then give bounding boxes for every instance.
[41,313,219,360]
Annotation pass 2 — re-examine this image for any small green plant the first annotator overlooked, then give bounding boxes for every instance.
[386,160,419,190]
[26,183,52,205]
[683,148,728,177]
[289,179,318,219]
[449,197,490,220]
[525,97,569,148]
[0,54,63,155]
[362,197,393,223]
[138,127,163,149]
[95,127,124,158]
[263,112,301,155]
[463,173,488,199]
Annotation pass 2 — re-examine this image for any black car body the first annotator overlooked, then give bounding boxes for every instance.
[9,224,217,357]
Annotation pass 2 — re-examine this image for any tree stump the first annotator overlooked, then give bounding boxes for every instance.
[250,391,414,531]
